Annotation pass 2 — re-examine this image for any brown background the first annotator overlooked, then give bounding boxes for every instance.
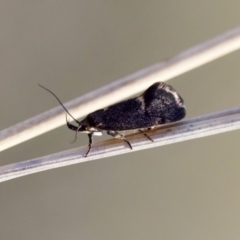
[1,1,240,239]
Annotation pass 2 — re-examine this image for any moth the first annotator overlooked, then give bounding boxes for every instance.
[39,82,186,157]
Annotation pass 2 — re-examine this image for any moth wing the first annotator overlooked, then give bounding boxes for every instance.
[87,82,186,131]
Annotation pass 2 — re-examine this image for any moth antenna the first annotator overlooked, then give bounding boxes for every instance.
[38,84,81,125]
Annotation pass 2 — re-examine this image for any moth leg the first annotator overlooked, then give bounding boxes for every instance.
[85,133,93,157]
[107,130,132,149]
[138,129,154,142]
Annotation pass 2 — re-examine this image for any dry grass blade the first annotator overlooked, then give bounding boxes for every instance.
[0,107,240,182]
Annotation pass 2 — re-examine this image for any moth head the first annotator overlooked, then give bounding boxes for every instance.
[66,117,86,133]
[66,117,102,136]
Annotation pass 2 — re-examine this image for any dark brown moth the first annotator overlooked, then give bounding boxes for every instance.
[39,82,186,157]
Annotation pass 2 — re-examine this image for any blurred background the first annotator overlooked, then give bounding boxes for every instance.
[1,1,240,239]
